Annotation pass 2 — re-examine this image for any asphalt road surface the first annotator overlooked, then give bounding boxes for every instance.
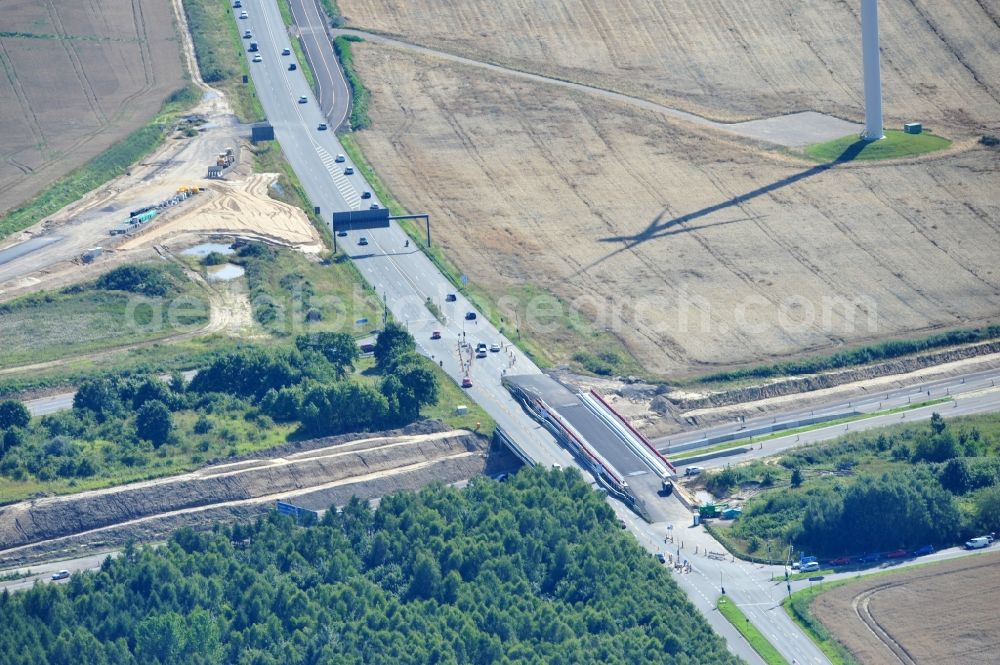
[667,367,1000,472]
[287,0,350,130]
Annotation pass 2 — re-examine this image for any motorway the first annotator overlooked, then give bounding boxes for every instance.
[237,3,788,662]
[5,4,992,664]
[238,0,574,472]
[287,0,350,130]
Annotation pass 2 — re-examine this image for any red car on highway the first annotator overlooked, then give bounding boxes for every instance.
[887,549,908,559]
[829,556,852,566]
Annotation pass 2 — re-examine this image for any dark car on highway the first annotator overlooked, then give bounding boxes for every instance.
[912,544,935,557]
[858,552,881,564]
[445,293,457,302]
[465,312,476,320]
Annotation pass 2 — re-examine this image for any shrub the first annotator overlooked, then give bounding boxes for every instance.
[0,400,30,430]
[96,264,177,297]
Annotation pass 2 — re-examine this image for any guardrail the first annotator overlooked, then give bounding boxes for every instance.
[502,378,637,506]
[589,389,677,474]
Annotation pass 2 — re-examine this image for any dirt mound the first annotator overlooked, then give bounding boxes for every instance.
[0,429,485,555]
[118,174,323,252]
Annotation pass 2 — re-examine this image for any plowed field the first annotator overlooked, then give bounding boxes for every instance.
[348,43,1000,376]
[0,0,184,216]
[811,553,1000,664]
[340,0,1000,133]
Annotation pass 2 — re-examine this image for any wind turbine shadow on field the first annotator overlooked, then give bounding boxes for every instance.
[580,140,867,275]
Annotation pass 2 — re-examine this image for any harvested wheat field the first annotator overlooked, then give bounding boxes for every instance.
[349,43,1000,377]
[340,0,1000,133]
[0,0,184,215]
[811,553,1000,664]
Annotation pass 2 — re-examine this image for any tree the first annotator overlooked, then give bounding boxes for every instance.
[930,412,946,435]
[2,427,26,455]
[189,349,299,399]
[136,400,172,447]
[790,467,803,488]
[296,332,359,378]
[0,400,30,430]
[132,378,175,410]
[975,486,1000,533]
[381,363,439,423]
[72,378,122,419]
[374,322,415,367]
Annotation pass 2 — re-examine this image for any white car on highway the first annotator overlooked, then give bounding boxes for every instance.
[252,54,262,63]
[51,570,70,580]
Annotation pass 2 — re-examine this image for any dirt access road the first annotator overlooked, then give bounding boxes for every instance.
[0,0,185,217]
[811,551,1000,664]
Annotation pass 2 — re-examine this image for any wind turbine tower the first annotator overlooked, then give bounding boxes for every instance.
[861,0,885,140]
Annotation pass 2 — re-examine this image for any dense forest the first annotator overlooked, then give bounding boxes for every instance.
[0,321,436,495]
[0,469,740,664]
[705,413,1000,558]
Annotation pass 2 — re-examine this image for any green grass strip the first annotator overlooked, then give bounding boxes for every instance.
[805,129,951,162]
[333,35,370,130]
[671,397,952,460]
[717,595,789,664]
[694,324,1000,386]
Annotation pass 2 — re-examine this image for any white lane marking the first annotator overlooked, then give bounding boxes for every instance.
[316,145,361,208]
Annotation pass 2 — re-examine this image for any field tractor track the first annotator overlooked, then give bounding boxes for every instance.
[852,581,916,665]
[971,0,1000,30]
[43,0,108,128]
[909,0,1000,106]
[0,41,47,165]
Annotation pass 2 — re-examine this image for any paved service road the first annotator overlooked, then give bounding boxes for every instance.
[666,367,1000,472]
[0,552,115,594]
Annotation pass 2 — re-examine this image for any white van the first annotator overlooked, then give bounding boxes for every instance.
[965,536,990,550]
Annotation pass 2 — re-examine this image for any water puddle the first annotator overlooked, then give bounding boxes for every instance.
[206,263,245,282]
[181,242,236,257]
